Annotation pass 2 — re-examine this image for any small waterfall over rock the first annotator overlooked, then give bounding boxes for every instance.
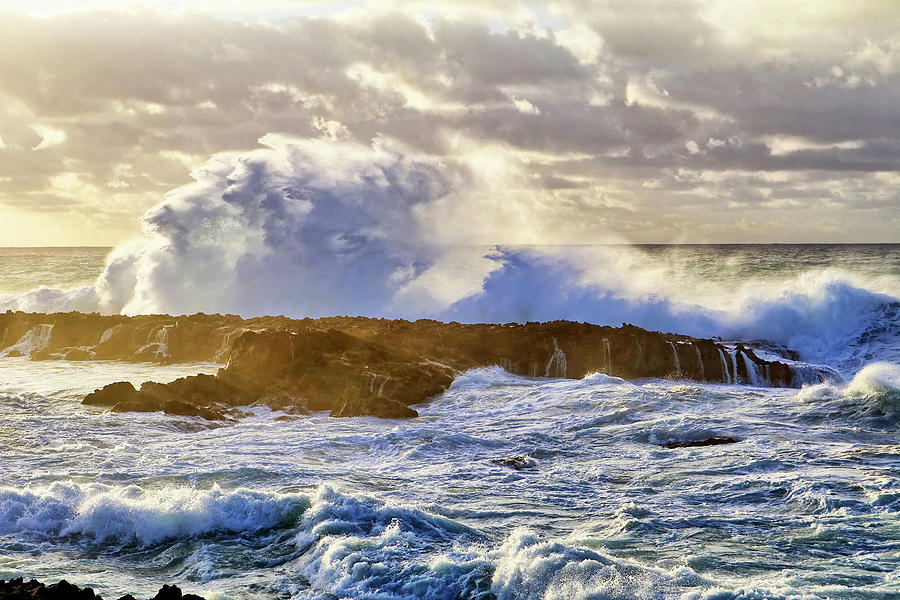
[153,325,172,359]
[213,328,249,363]
[99,326,121,344]
[789,363,843,385]
[667,341,682,378]
[136,324,173,360]
[741,352,765,387]
[0,324,55,358]
[717,347,731,384]
[545,338,567,378]
[693,344,705,381]
[602,338,612,373]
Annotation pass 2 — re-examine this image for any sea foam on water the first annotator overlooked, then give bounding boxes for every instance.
[0,136,898,600]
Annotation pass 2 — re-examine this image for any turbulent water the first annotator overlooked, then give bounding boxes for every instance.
[0,244,898,599]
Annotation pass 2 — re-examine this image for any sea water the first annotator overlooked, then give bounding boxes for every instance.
[0,245,898,599]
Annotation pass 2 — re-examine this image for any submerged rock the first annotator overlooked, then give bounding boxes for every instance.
[492,455,539,470]
[331,395,419,418]
[162,400,229,421]
[661,436,739,449]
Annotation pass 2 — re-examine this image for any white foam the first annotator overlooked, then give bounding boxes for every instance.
[0,482,308,545]
[0,136,895,375]
[797,361,900,414]
[489,529,667,600]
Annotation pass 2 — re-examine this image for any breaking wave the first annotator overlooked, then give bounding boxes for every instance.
[0,135,897,370]
[797,362,900,425]
[2,480,852,599]
[0,482,308,545]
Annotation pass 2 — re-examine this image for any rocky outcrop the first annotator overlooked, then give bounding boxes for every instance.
[0,578,204,600]
[83,375,251,420]
[492,455,539,470]
[0,311,840,419]
[0,311,290,364]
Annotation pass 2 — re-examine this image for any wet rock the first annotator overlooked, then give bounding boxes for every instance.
[162,400,229,421]
[274,414,306,422]
[662,436,738,449]
[85,378,234,420]
[331,395,418,418]
[111,398,164,413]
[0,578,205,600]
[253,389,309,414]
[152,584,205,600]
[83,381,140,406]
[1,311,825,420]
[492,455,538,470]
[62,347,95,361]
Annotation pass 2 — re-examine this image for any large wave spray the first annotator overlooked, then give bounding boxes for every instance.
[1,134,897,370]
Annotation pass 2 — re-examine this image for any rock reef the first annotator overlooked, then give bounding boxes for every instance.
[0,579,203,600]
[0,311,838,419]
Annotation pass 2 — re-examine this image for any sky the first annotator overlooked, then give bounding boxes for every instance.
[0,0,898,246]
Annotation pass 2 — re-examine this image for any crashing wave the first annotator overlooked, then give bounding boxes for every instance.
[0,482,308,545]
[0,136,896,373]
[797,362,900,425]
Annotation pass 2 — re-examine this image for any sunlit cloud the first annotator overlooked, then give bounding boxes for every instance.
[0,0,897,244]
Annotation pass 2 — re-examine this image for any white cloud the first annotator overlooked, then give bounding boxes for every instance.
[511,96,540,115]
[0,2,896,244]
[31,124,66,150]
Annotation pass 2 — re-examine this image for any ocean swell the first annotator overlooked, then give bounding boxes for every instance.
[0,482,308,545]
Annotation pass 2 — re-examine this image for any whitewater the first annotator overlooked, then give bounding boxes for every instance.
[0,138,898,599]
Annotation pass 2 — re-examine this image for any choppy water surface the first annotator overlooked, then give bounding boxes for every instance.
[0,245,898,599]
[0,247,110,295]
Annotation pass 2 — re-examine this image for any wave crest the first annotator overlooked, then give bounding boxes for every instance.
[0,482,308,545]
[797,362,900,424]
[0,136,896,372]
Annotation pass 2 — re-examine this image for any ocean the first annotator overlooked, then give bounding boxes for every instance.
[0,244,898,599]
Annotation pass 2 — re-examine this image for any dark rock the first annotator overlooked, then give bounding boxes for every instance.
[162,400,228,421]
[143,374,254,408]
[274,414,305,422]
[253,389,309,414]
[151,585,178,600]
[662,436,739,449]
[0,578,205,600]
[331,395,418,418]
[492,455,538,470]
[111,398,164,413]
[83,381,140,406]
[0,311,830,420]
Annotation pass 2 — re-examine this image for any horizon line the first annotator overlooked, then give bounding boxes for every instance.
[1,242,898,250]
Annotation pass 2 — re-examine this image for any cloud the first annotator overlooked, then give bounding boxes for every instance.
[0,2,897,243]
